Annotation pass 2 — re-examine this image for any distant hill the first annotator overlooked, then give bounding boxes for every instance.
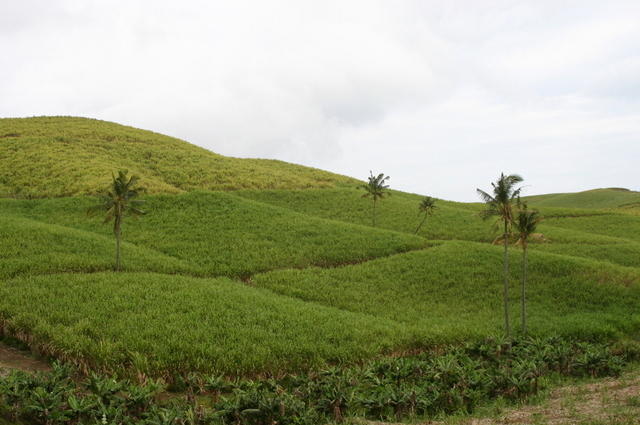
[523,188,640,209]
[0,116,357,197]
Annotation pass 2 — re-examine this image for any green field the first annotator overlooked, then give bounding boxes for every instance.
[254,241,640,342]
[0,272,411,376]
[524,188,640,209]
[0,191,426,278]
[1,116,639,383]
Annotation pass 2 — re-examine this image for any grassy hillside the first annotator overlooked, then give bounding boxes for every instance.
[237,188,494,241]
[1,115,640,385]
[0,272,411,376]
[0,116,357,197]
[236,188,640,270]
[254,241,640,343]
[2,241,638,377]
[524,188,640,209]
[0,215,198,279]
[0,192,426,278]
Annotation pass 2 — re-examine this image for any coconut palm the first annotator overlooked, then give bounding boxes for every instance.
[360,171,390,227]
[88,170,145,271]
[415,196,437,234]
[514,202,543,334]
[477,173,523,338]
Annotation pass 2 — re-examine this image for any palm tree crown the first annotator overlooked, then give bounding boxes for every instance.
[418,196,437,214]
[360,171,390,202]
[360,171,390,227]
[476,173,523,225]
[415,196,437,234]
[514,203,543,248]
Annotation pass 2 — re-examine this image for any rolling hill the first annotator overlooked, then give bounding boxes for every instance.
[524,188,640,209]
[1,115,639,382]
[0,116,356,197]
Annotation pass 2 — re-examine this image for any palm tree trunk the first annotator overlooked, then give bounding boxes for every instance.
[521,243,528,334]
[503,220,510,338]
[415,215,427,234]
[114,219,122,271]
[372,198,377,227]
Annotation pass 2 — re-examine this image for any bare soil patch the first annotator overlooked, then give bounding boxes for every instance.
[0,342,50,376]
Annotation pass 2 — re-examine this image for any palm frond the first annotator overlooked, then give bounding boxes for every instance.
[477,173,524,228]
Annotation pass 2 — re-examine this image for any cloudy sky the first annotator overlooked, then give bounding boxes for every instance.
[2,0,639,201]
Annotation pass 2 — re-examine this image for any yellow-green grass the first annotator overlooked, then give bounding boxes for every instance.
[253,241,640,342]
[0,191,427,278]
[524,188,640,209]
[3,241,638,378]
[237,188,495,241]
[0,215,199,279]
[543,214,640,243]
[236,189,640,269]
[0,272,412,376]
[0,116,357,197]
[531,239,640,269]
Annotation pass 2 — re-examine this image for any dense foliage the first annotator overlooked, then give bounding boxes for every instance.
[236,188,640,269]
[0,272,409,377]
[1,337,636,425]
[0,192,426,278]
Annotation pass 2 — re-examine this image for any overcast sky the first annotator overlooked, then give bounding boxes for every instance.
[2,0,639,201]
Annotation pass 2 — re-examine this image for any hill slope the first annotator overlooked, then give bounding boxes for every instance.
[524,188,640,209]
[0,116,356,197]
[1,115,640,379]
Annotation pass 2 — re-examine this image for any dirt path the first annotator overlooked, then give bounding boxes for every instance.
[462,369,640,425]
[0,342,50,376]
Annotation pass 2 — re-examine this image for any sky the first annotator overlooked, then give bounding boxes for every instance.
[1,0,639,201]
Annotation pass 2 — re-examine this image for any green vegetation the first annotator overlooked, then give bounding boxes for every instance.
[0,272,409,376]
[1,337,634,425]
[254,242,640,342]
[0,116,356,197]
[0,191,426,278]
[236,188,493,240]
[0,215,197,279]
[414,196,437,234]
[524,188,640,209]
[359,171,391,226]
[543,213,640,242]
[1,116,640,423]
[514,204,544,334]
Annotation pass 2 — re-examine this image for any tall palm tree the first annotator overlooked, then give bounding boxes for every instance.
[88,170,145,271]
[477,173,523,338]
[415,196,437,234]
[514,202,543,335]
[360,171,390,227]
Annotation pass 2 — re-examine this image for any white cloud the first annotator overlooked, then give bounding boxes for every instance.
[1,0,639,200]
